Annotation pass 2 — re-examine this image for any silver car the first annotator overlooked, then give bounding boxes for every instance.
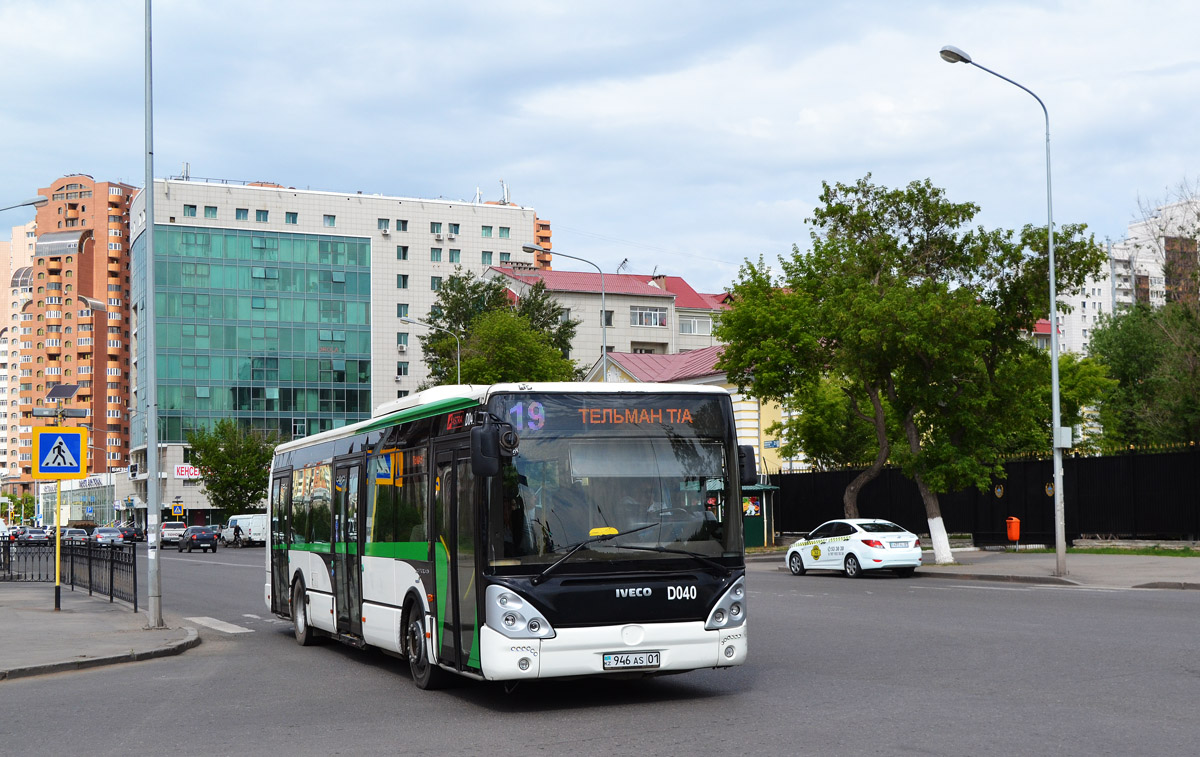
[90,527,125,545]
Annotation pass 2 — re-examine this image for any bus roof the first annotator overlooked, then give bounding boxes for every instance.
[273,382,730,455]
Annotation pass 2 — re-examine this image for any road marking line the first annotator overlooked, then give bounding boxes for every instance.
[184,616,255,634]
[242,614,262,619]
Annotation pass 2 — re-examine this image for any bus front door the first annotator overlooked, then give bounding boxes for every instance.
[333,461,363,637]
[432,442,480,675]
[270,475,291,616]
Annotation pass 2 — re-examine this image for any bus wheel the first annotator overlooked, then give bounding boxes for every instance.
[404,602,444,690]
[292,580,318,646]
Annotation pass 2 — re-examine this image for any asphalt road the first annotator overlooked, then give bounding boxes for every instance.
[2,549,1197,756]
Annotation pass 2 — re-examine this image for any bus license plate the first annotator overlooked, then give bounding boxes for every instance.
[603,651,661,670]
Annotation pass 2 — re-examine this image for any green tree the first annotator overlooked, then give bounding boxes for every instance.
[185,419,279,521]
[1091,303,1200,445]
[771,374,881,472]
[3,492,36,525]
[718,175,1105,563]
[1054,353,1117,453]
[420,268,580,386]
[459,310,579,383]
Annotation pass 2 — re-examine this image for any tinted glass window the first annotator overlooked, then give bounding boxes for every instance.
[808,523,835,539]
[832,522,856,537]
[858,522,904,533]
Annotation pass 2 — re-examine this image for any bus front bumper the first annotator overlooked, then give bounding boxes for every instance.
[479,620,747,681]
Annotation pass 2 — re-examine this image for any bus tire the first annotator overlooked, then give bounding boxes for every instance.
[292,579,319,646]
[404,600,445,690]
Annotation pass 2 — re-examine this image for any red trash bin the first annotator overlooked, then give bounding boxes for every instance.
[1006,517,1020,542]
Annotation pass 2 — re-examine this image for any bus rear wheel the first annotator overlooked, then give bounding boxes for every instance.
[404,602,445,690]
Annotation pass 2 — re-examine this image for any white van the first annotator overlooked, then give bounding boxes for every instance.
[221,513,268,546]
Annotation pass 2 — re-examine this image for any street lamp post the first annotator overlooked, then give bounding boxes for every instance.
[400,317,461,385]
[940,44,1068,577]
[523,245,607,380]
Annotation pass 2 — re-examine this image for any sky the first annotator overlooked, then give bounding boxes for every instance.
[2,0,1198,294]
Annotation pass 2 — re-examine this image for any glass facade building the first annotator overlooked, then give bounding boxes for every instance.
[130,225,372,447]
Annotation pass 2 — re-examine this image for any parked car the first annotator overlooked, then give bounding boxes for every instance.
[178,526,218,553]
[159,521,187,545]
[116,525,139,542]
[90,527,125,545]
[785,519,923,578]
[18,527,50,543]
[61,528,89,541]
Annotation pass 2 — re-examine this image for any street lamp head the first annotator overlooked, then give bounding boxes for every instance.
[0,196,49,213]
[939,45,972,64]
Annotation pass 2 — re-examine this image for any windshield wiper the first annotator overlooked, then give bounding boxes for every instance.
[531,523,657,585]
[611,544,732,577]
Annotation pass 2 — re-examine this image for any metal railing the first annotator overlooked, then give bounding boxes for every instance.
[1,540,138,610]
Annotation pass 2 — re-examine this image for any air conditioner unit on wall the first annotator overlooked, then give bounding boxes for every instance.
[381,228,390,235]
[434,233,444,241]
[397,344,407,353]
[394,376,405,382]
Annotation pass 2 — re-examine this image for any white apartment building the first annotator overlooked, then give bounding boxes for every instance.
[125,177,546,521]
[1058,198,1194,354]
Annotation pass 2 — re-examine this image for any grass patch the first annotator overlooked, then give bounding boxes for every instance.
[1021,546,1200,558]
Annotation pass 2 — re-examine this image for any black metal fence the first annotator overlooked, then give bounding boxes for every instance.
[771,447,1200,546]
[0,541,138,609]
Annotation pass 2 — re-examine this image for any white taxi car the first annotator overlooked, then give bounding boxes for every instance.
[785,519,922,578]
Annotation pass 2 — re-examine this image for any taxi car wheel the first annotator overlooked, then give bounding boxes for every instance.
[844,553,863,578]
[788,553,806,576]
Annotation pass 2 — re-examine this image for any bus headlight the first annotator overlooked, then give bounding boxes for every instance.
[705,576,747,631]
[486,585,556,639]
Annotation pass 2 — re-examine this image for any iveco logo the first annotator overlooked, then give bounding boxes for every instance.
[615,587,652,598]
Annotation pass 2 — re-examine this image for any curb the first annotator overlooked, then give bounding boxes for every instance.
[913,571,1078,587]
[1132,582,1200,591]
[0,626,200,682]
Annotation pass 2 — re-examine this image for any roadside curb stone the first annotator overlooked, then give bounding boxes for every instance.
[0,625,200,681]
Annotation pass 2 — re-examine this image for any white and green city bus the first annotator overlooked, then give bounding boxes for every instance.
[265,382,755,688]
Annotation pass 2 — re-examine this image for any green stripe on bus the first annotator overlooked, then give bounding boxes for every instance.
[363,542,429,560]
[289,542,332,555]
[358,396,480,434]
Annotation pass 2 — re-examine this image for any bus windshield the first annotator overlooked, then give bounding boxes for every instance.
[486,392,744,570]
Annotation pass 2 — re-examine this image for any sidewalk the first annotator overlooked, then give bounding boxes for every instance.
[751,548,1200,590]
[0,582,199,681]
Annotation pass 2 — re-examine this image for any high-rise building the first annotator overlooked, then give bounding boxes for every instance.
[1,220,38,487]
[5,176,135,497]
[127,177,546,518]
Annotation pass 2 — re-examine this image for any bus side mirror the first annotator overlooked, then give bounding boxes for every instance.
[471,425,501,477]
[738,445,757,487]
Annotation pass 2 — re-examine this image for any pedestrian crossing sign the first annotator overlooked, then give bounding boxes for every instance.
[32,427,88,480]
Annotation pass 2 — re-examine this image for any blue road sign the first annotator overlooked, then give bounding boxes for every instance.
[32,427,88,480]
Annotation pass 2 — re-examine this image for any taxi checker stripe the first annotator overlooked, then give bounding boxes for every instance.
[796,535,851,547]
